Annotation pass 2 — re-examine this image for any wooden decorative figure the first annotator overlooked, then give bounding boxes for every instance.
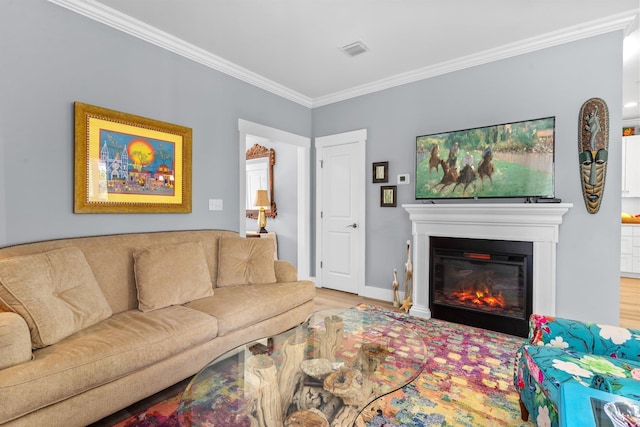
[278,334,307,416]
[578,97,609,214]
[245,355,283,427]
[318,316,343,362]
[401,240,413,312]
[392,269,400,307]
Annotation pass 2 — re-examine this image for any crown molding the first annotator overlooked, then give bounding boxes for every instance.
[623,118,640,127]
[49,0,636,110]
[312,10,638,108]
[48,0,314,108]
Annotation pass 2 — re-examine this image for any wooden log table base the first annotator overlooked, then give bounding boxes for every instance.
[179,308,426,427]
[284,408,329,427]
[246,355,283,427]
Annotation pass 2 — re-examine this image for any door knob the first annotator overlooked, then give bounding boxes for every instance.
[346,223,358,228]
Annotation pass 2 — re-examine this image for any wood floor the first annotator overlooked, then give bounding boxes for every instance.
[317,279,640,330]
[620,277,640,329]
[313,287,397,311]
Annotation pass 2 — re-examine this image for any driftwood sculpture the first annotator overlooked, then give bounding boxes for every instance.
[246,355,283,427]
[241,313,394,426]
[401,240,413,312]
[284,408,329,427]
[318,316,344,362]
[278,334,307,414]
[323,366,363,406]
[392,269,400,307]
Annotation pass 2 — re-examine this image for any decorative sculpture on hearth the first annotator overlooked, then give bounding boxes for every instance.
[391,269,400,307]
[401,240,413,312]
[578,97,609,214]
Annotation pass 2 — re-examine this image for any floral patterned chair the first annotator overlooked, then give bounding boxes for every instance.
[513,314,640,427]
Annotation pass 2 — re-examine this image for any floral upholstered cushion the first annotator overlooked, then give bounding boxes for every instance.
[514,315,640,427]
[527,314,640,358]
[523,345,640,404]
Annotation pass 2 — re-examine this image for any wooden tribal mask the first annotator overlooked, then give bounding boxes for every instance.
[578,98,609,214]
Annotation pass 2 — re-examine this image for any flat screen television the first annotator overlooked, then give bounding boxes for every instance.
[415,116,555,200]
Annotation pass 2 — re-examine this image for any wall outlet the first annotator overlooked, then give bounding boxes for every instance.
[397,174,410,185]
[208,199,223,211]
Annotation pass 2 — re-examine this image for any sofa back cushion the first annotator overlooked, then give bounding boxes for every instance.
[527,314,640,358]
[0,312,33,368]
[0,230,239,314]
[133,241,214,312]
[217,238,277,287]
[0,246,112,348]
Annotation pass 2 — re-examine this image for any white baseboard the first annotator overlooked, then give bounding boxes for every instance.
[358,284,395,303]
[314,280,398,306]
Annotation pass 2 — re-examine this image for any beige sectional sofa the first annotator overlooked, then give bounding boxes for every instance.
[0,229,316,427]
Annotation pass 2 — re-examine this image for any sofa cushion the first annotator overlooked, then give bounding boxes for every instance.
[274,260,298,282]
[134,241,214,312]
[217,238,277,287]
[523,345,640,405]
[528,314,640,358]
[0,312,32,370]
[185,280,316,336]
[0,247,112,349]
[0,305,218,424]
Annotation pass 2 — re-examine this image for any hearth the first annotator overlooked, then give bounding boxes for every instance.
[429,237,532,337]
[403,203,571,327]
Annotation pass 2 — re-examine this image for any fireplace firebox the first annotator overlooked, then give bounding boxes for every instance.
[429,237,533,337]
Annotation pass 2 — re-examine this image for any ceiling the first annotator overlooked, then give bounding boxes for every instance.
[55,0,639,119]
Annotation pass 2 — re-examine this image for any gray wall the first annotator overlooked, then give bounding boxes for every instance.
[0,0,310,246]
[0,1,625,324]
[312,32,624,325]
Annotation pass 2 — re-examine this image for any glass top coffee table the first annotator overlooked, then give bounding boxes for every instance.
[560,382,640,427]
[178,306,426,426]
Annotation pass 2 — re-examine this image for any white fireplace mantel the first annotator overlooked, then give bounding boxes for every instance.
[403,203,572,319]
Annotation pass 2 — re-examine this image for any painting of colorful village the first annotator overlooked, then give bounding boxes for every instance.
[99,130,176,196]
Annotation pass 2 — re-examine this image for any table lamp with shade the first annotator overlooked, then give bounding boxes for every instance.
[254,189,270,233]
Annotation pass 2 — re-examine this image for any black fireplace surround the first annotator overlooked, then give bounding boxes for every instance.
[429,237,533,337]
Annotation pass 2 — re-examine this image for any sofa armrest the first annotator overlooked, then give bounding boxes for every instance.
[0,311,33,369]
[274,260,298,282]
[526,314,640,358]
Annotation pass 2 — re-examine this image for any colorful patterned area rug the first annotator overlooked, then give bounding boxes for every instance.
[113,304,535,427]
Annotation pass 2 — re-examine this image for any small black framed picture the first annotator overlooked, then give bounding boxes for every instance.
[380,185,397,207]
[372,161,389,183]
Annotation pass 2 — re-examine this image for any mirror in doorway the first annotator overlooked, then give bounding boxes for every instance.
[246,143,277,219]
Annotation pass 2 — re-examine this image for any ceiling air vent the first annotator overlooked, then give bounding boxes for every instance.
[340,40,369,57]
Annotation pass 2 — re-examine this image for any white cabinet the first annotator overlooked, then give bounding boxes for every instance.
[621,224,640,277]
[622,135,640,197]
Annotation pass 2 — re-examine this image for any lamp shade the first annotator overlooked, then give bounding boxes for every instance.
[254,190,269,208]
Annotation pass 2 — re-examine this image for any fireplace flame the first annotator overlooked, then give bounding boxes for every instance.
[451,286,505,308]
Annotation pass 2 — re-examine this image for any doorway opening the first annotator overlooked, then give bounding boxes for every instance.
[238,120,311,280]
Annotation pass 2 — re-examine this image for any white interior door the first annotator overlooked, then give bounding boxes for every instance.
[316,130,366,294]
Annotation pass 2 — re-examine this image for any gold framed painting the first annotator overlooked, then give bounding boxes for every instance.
[74,102,192,213]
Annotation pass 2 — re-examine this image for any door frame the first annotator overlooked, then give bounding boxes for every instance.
[238,119,312,280]
[315,129,367,293]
